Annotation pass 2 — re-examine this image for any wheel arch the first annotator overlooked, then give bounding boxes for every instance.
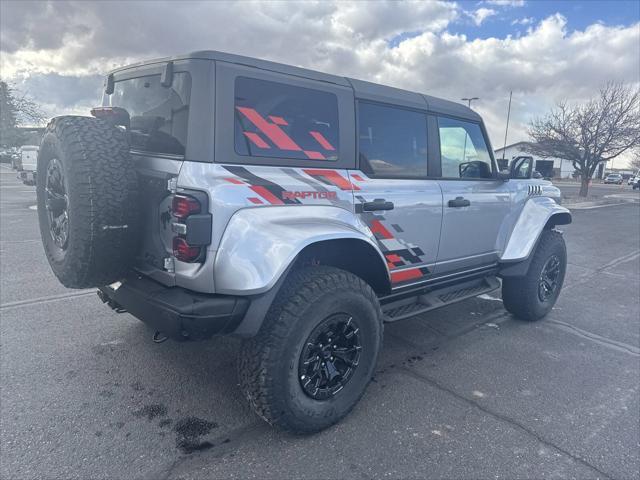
[544,211,572,229]
[499,197,571,277]
[213,205,390,296]
[293,238,391,295]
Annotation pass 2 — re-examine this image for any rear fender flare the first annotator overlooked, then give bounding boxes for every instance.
[214,205,388,295]
[500,196,571,267]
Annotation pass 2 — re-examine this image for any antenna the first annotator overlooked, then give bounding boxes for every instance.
[502,90,513,163]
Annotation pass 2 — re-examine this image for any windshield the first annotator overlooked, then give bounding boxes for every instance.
[103,72,191,156]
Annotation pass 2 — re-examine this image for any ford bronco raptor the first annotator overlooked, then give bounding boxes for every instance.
[36,51,571,433]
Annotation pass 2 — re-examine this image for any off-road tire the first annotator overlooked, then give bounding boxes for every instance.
[502,229,567,321]
[238,266,383,434]
[36,116,139,288]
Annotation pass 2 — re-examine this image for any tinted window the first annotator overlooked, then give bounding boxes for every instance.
[234,77,339,161]
[105,73,191,155]
[358,103,428,178]
[438,117,493,179]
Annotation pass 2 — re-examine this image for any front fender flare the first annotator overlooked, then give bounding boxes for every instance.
[214,205,387,295]
[501,196,571,263]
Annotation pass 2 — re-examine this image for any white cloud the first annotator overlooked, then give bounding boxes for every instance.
[485,0,525,7]
[1,2,638,165]
[512,16,534,26]
[468,8,498,26]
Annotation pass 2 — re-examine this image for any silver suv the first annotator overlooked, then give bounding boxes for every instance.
[35,51,571,433]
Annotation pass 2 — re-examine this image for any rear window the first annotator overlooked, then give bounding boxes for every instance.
[234,77,339,161]
[104,73,191,156]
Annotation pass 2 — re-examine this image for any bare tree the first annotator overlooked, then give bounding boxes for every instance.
[0,80,46,147]
[526,82,640,196]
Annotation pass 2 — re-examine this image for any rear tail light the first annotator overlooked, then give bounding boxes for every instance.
[173,237,201,263]
[170,191,211,264]
[172,194,201,220]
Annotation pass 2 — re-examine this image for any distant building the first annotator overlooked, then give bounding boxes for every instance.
[494,141,579,179]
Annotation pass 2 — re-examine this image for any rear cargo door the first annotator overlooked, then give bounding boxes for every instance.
[103,59,212,286]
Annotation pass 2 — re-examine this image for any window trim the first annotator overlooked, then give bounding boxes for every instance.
[233,75,341,163]
[434,113,499,182]
[355,99,430,180]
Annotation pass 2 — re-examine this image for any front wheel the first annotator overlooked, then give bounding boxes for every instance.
[238,266,383,434]
[502,229,567,321]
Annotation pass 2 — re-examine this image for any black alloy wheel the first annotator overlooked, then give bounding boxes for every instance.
[298,314,362,400]
[45,158,69,250]
[538,254,561,302]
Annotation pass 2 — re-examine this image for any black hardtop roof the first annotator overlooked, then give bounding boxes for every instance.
[109,50,481,121]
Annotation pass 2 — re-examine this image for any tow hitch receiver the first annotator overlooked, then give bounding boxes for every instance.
[96,289,127,313]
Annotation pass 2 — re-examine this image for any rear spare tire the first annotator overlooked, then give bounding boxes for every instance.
[36,116,139,288]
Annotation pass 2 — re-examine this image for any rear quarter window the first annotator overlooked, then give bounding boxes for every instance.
[234,77,339,161]
[104,72,191,156]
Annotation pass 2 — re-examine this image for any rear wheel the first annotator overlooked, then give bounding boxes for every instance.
[502,229,567,321]
[238,266,382,433]
[37,116,139,288]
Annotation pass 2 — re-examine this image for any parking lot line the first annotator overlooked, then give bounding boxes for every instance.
[394,366,612,479]
[547,320,640,357]
[564,249,640,290]
[0,290,96,310]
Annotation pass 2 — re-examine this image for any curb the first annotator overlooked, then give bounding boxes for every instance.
[564,199,638,210]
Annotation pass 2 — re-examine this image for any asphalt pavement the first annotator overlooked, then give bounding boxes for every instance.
[1,163,639,479]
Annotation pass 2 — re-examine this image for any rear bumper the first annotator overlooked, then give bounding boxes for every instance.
[98,275,250,341]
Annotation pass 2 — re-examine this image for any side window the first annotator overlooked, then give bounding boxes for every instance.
[234,77,339,161]
[438,117,493,179]
[106,73,191,156]
[358,102,428,178]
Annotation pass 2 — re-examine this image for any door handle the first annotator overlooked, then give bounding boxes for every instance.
[448,196,471,208]
[362,198,395,212]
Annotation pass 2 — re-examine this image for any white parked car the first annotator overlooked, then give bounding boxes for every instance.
[18,145,39,185]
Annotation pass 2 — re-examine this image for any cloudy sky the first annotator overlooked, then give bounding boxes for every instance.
[1,0,639,162]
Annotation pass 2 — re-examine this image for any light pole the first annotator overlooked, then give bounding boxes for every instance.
[461,97,479,108]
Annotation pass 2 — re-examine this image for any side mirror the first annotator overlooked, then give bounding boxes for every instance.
[509,156,534,179]
[459,160,492,179]
[498,169,511,181]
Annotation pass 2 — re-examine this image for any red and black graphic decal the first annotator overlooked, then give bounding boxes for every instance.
[302,169,360,191]
[236,107,336,160]
[223,165,301,205]
[390,266,431,283]
[355,195,429,285]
